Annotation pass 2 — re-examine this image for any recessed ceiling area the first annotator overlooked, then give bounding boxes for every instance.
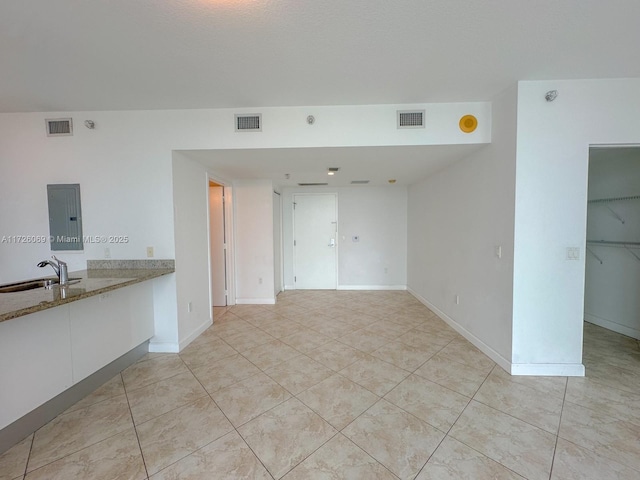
[178,144,488,188]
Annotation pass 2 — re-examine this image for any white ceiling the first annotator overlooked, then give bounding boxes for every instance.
[2,1,639,186]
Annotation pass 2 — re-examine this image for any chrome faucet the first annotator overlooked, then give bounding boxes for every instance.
[37,255,69,286]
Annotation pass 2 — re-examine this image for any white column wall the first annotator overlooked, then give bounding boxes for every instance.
[512,78,640,375]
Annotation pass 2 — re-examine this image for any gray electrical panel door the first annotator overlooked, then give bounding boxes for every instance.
[47,184,83,251]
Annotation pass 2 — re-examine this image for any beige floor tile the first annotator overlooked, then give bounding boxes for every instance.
[333,312,379,329]
[489,365,567,399]
[121,354,189,391]
[178,337,237,368]
[566,377,640,426]
[414,352,489,397]
[559,401,640,472]
[137,396,233,475]
[190,353,262,393]
[360,320,412,340]
[306,340,370,371]
[258,319,306,338]
[339,355,409,396]
[407,324,460,347]
[25,428,146,480]
[127,371,208,425]
[342,399,444,480]
[241,339,301,371]
[309,318,361,338]
[297,374,379,430]
[551,438,640,480]
[65,374,125,413]
[338,329,391,353]
[241,310,288,326]
[371,341,437,371]
[283,433,398,480]
[211,371,291,426]
[473,368,564,434]
[149,431,271,480]
[437,339,495,373]
[416,436,525,479]
[280,329,332,354]
[208,317,254,338]
[222,328,275,353]
[384,374,469,431]
[265,354,334,395]
[449,401,556,480]
[0,434,32,480]
[28,394,133,472]
[238,397,337,479]
[583,360,640,395]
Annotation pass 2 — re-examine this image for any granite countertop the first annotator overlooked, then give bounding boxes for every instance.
[0,262,175,323]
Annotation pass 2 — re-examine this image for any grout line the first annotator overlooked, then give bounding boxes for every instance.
[122,372,150,480]
[548,374,569,479]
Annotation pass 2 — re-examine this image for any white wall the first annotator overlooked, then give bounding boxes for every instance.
[512,79,640,375]
[282,186,408,289]
[585,147,640,339]
[0,101,488,351]
[407,86,516,368]
[171,153,212,350]
[234,180,276,304]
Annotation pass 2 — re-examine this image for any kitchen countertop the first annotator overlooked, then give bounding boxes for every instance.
[0,267,174,323]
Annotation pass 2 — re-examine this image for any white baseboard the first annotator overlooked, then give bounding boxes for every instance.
[337,285,407,291]
[585,313,640,340]
[178,318,213,352]
[284,285,295,291]
[407,287,584,377]
[236,298,276,305]
[148,342,179,353]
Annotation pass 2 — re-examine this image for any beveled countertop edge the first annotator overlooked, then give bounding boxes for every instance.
[0,268,174,323]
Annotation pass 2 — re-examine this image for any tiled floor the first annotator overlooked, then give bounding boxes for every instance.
[2,290,640,479]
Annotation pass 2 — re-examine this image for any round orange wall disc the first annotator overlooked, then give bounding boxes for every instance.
[459,114,478,133]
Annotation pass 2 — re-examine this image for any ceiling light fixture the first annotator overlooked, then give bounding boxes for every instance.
[545,90,558,102]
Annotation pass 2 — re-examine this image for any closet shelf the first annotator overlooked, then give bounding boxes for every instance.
[587,240,640,247]
[588,194,640,204]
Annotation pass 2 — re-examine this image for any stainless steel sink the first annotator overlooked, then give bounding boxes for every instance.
[0,278,81,293]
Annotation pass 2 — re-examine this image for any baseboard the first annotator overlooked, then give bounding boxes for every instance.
[510,363,585,376]
[284,285,295,291]
[585,313,640,340]
[337,285,407,291]
[148,342,179,353]
[236,297,276,305]
[178,318,213,352]
[0,342,148,455]
[408,288,584,377]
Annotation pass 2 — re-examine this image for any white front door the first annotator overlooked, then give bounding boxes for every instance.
[293,194,337,289]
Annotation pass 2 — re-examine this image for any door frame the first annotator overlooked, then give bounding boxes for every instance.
[292,192,338,290]
[207,173,235,307]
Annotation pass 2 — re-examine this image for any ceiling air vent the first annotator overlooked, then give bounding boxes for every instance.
[397,110,425,129]
[46,118,73,137]
[235,114,262,132]
[297,183,329,186]
[351,180,370,185]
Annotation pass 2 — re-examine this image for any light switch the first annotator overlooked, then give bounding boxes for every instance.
[566,247,580,260]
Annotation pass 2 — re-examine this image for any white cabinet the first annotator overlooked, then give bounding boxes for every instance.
[0,281,155,430]
[0,307,73,429]
[69,282,154,382]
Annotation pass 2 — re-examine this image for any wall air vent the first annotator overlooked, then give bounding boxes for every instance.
[297,183,329,186]
[235,114,262,132]
[46,118,73,137]
[350,180,370,185]
[397,110,425,129]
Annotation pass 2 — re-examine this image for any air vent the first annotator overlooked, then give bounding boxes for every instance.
[297,183,329,186]
[46,118,73,137]
[235,114,262,132]
[397,110,425,129]
[350,180,370,185]
[328,167,340,173]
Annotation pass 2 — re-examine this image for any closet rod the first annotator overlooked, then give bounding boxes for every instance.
[586,240,640,247]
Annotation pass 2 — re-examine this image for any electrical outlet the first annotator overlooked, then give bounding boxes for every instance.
[566,247,580,260]
[146,246,154,258]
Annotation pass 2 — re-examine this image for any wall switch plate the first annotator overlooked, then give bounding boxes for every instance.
[146,246,154,258]
[187,301,192,313]
[567,247,580,260]
[455,294,460,305]
[495,245,502,259]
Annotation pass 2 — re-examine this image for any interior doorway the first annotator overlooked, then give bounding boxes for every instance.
[209,180,227,307]
[293,193,338,289]
[585,145,640,340]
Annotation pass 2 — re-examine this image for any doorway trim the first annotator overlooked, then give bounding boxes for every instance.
[207,173,235,308]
